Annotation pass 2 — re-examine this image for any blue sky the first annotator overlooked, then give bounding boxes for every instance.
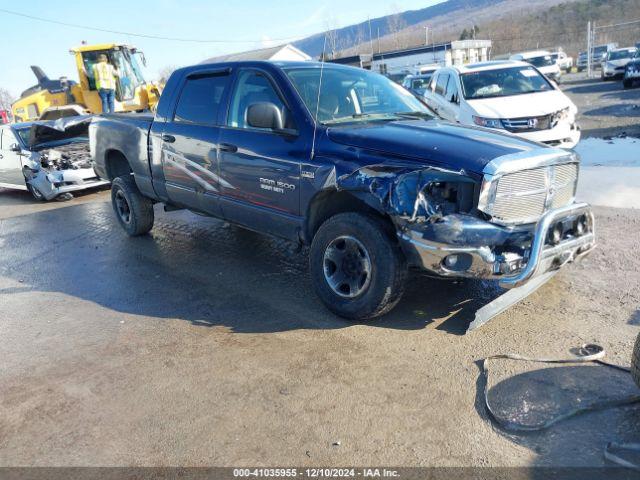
[1,0,443,97]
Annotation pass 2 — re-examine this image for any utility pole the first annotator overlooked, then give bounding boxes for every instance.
[424,26,429,46]
[368,17,374,55]
[586,21,592,78]
[377,27,381,53]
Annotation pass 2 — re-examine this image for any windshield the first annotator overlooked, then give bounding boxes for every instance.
[15,127,30,146]
[525,55,555,68]
[411,75,433,93]
[594,46,609,56]
[608,50,635,61]
[461,66,554,100]
[285,67,432,125]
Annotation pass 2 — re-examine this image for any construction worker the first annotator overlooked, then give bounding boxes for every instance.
[92,54,119,113]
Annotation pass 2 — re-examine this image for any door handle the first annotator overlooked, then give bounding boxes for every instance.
[218,143,238,153]
[162,134,176,143]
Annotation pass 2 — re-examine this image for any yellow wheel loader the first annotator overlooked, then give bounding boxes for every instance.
[12,43,161,122]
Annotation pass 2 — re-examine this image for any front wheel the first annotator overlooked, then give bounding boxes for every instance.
[632,332,640,389]
[111,175,154,236]
[26,183,45,201]
[309,212,407,320]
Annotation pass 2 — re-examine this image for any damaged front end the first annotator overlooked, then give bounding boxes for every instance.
[23,116,109,200]
[336,160,596,331]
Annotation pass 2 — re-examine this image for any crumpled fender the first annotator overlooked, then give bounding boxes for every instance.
[334,163,475,222]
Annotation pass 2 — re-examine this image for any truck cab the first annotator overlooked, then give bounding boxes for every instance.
[90,61,596,328]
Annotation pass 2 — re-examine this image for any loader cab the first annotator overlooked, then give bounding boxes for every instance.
[77,45,146,103]
[71,43,159,113]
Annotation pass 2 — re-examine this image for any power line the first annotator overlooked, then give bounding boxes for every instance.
[0,7,303,44]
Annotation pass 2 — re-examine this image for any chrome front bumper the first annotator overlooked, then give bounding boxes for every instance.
[399,203,595,290]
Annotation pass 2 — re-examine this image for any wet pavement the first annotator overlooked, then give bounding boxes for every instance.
[0,189,638,467]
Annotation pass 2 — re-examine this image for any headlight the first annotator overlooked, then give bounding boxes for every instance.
[550,107,571,127]
[473,116,503,129]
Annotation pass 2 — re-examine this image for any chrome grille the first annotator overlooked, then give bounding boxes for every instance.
[502,115,552,132]
[489,163,578,224]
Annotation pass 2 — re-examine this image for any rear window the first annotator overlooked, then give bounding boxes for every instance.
[174,74,229,125]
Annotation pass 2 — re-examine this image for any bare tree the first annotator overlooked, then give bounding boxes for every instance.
[386,5,407,49]
[157,66,177,84]
[353,24,367,53]
[323,16,341,59]
[0,88,15,116]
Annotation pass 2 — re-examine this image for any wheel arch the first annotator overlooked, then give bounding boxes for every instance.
[303,188,395,244]
[104,149,133,181]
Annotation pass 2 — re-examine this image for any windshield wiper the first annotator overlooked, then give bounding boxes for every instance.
[324,113,400,125]
[393,111,433,119]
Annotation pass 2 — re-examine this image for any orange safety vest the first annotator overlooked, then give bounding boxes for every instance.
[92,62,116,90]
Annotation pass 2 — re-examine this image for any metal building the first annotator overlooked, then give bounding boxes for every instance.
[330,40,492,75]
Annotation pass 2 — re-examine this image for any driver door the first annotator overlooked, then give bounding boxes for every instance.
[217,68,304,239]
[439,73,461,122]
[0,127,26,187]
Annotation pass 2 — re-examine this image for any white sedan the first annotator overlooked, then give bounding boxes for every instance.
[422,60,581,149]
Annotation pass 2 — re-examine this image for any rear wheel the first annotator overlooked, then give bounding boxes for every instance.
[309,212,407,320]
[111,175,154,236]
[632,332,640,389]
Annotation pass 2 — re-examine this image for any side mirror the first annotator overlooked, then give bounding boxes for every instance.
[10,143,21,152]
[247,102,284,131]
[450,94,458,104]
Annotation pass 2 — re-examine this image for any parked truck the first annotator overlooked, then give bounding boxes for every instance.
[90,61,595,328]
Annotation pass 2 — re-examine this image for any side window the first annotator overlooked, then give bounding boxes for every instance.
[435,73,449,96]
[174,73,230,126]
[227,70,295,130]
[428,73,438,92]
[445,75,459,102]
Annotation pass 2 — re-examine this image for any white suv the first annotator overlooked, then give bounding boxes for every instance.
[510,51,562,83]
[422,61,581,149]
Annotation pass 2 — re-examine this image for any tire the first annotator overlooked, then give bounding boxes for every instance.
[309,212,407,321]
[26,183,45,201]
[111,175,154,236]
[632,332,640,389]
[623,79,632,89]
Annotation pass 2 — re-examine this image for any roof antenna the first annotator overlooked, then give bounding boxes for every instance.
[310,33,327,161]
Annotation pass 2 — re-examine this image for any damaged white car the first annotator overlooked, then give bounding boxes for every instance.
[0,116,109,201]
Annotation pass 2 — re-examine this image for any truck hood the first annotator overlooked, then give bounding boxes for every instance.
[28,115,93,148]
[326,119,539,174]
[467,90,573,119]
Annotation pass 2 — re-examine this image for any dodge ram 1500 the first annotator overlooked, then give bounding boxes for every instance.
[90,61,595,328]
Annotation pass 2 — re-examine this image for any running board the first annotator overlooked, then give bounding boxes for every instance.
[467,271,558,333]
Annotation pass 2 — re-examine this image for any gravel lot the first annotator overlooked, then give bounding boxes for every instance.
[0,188,638,468]
[561,71,640,139]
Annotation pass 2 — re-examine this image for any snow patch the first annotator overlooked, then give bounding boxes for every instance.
[574,137,640,167]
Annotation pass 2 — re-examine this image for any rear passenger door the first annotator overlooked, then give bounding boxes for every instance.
[217,68,304,240]
[159,69,231,215]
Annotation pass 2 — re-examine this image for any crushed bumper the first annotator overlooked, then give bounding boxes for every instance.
[26,167,110,201]
[399,202,596,289]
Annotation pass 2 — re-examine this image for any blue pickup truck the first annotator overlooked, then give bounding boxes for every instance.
[90,61,595,327]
